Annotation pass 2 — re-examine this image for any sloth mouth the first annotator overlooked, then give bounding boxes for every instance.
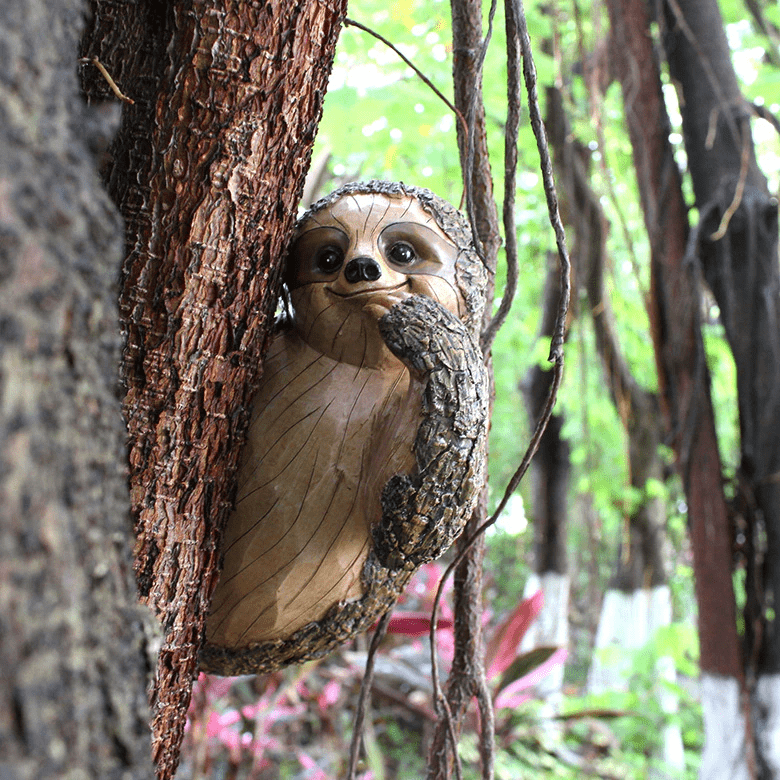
[328,282,409,299]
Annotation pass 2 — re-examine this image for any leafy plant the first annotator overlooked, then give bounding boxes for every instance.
[385,566,567,706]
[182,564,566,779]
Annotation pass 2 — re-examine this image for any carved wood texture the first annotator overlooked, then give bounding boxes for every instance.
[200,183,489,675]
[201,291,489,674]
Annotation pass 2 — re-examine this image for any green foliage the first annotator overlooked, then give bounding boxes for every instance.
[484,528,532,616]
[561,624,702,780]
[314,0,462,201]
[702,319,740,475]
[452,619,703,780]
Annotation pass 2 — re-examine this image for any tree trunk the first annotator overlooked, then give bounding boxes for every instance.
[427,0,501,777]
[661,3,780,775]
[0,2,153,778]
[547,80,682,767]
[546,85,667,596]
[607,0,749,776]
[519,251,571,705]
[81,2,346,777]
[523,252,570,580]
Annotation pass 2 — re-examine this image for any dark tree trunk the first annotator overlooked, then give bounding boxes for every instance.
[607,0,740,677]
[547,83,682,767]
[547,82,683,762]
[0,2,153,778]
[523,255,569,579]
[662,1,780,774]
[81,1,347,777]
[663,0,780,679]
[607,0,750,774]
[546,86,666,592]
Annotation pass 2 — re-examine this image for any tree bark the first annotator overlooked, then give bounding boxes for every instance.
[81,1,347,776]
[0,2,153,778]
[546,85,667,592]
[547,80,684,765]
[607,0,750,775]
[607,0,741,679]
[427,0,501,777]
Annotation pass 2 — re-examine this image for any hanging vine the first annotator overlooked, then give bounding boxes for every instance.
[342,0,570,776]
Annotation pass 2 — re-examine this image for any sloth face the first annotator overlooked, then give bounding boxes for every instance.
[286,193,465,367]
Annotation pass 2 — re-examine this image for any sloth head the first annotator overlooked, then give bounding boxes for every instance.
[285,181,486,367]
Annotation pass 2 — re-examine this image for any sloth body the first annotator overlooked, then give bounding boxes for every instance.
[202,184,487,675]
[205,332,421,647]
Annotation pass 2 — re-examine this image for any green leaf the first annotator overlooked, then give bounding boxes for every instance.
[496,645,561,693]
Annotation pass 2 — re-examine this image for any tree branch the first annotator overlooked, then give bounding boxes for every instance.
[344,18,470,153]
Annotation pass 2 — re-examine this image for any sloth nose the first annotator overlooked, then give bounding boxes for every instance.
[344,256,382,284]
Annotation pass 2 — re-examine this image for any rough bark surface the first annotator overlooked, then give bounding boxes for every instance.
[450,0,502,269]
[427,0,502,777]
[608,3,752,771]
[607,0,742,683]
[661,3,780,774]
[81,1,347,776]
[1,3,153,778]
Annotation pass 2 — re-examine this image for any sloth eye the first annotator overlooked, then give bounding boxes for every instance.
[315,246,344,273]
[388,242,416,265]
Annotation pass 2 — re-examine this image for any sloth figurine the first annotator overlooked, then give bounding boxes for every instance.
[201,180,489,675]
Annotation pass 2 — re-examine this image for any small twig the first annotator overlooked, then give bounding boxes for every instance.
[513,0,571,362]
[344,19,469,147]
[346,609,392,780]
[710,122,751,240]
[705,106,720,150]
[743,0,780,67]
[751,101,780,137]
[78,56,135,104]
